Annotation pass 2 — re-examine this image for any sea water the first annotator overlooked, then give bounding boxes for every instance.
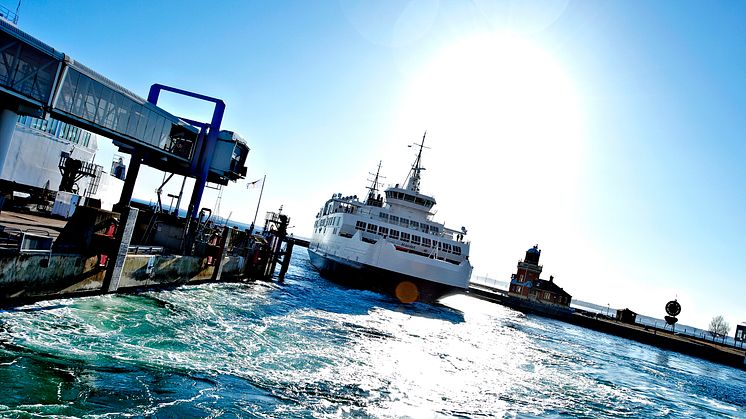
[0,249,744,418]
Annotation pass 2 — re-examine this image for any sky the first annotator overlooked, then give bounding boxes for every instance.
[9,0,746,330]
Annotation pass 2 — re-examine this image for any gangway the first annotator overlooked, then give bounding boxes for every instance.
[0,18,249,217]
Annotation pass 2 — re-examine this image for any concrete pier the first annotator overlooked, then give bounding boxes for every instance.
[0,207,289,307]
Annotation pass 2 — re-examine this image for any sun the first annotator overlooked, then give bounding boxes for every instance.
[392,32,586,274]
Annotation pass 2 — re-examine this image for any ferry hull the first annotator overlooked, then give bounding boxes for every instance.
[308,248,462,303]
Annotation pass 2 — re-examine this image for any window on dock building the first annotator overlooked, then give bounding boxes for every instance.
[19,115,92,147]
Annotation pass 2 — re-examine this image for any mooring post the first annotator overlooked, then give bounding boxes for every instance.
[102,207,139,293]
[263,234,281,279]
[278,239,294,282]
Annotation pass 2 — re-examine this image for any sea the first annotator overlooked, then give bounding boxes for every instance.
[0,248,744,418]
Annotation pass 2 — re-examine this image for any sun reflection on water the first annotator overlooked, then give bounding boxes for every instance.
[0,251,743,417]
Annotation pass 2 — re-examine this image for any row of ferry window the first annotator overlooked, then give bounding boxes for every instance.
[355,221,461,255]
[377,212,440,235]
[384,191,435,208]
[314,214,442,237]
[315,216,341,228]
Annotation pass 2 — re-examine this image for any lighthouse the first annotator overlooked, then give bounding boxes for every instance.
[508,245,572,308]
[514,245,542,283]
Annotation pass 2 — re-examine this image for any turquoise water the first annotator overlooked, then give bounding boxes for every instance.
[0,249,744,418]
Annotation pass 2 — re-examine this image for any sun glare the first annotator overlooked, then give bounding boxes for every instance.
[394,32,586,273]
[399,32,582,165]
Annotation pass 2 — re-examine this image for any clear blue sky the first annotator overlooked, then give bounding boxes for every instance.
[12,0,746,330]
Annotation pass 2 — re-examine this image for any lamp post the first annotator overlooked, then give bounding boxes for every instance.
[250,175,266,234]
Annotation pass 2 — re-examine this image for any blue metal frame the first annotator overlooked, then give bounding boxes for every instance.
[147,84,225,219]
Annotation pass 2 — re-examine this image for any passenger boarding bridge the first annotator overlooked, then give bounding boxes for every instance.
[0,18,248,218]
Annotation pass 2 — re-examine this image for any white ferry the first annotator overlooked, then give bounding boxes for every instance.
[308,134,472,303]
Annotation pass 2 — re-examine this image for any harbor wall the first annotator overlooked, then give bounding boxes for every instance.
[468,285,746,371]
[115,254,246,289]
[0,254,105,299]
[567,314,746,369]
[0,252,255,306]
[0,205,289,306]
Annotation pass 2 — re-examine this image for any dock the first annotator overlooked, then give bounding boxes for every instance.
[0,206,293,306]
[0,21,300,306]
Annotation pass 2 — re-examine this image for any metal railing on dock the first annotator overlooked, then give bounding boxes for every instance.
[128,245,164,255]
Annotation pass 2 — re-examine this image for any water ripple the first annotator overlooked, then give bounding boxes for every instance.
[0,249,743,417]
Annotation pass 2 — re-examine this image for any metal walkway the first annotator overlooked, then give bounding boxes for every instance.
[0,18,242,182]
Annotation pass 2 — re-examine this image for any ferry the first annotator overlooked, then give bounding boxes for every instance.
[308,134,473,303]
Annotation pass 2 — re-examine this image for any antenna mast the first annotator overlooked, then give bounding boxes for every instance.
[404,131,429,193]
[365,160,384,206]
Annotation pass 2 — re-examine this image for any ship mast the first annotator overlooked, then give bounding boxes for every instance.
[405,131,429,193]
[365,160,384,206]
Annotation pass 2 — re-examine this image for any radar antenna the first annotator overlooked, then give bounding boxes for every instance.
[404,131,430,193]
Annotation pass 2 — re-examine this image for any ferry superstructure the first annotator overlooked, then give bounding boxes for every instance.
[308,134,472,303]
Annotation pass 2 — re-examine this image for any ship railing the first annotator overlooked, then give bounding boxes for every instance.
[331,207,356,215]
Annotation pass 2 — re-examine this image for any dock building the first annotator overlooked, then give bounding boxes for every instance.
[1,114,126,211]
